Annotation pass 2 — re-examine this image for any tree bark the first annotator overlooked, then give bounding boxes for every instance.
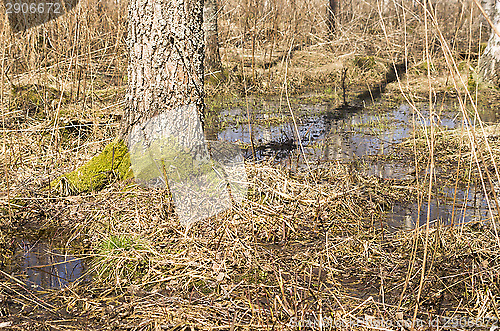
[327,0,339,38]
[479,1,500,86]
[124,0,208,184]
[203,0,222,75]
[53,0,206,195]
[124,0,205,136]
[481,0,495,18]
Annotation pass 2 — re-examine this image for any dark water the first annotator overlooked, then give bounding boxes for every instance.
[218,102,458,175]
[214,98,499,229]
[12,239,86,290]
[386,185,494,231]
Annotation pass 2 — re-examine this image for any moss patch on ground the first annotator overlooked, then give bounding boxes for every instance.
[51,140,133,194]
[9,83,68,119]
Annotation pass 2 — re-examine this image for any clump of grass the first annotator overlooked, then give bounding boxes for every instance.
[99,235,139,252]
[92,234,151,286]
[9,84,67,120]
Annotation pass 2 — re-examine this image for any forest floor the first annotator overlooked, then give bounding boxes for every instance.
[1,44,500,330]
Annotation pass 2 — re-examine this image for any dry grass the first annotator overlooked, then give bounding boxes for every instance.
[1,0,500,329]
[1,157,500,329]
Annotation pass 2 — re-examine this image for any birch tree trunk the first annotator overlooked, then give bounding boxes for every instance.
[125,0,246,226]
[479,1,500,86]
[125,0,209,188]
[203,0,222,76]
[482,0,495,18]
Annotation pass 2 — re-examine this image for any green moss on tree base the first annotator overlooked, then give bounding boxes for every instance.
[51,140,133,194]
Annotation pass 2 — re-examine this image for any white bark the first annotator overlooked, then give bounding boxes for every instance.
[125,0,205,133]
[482,0,495,17]
[479,1,500,86]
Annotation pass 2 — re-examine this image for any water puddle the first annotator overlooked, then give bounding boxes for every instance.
[386,183,494,231]
[217,102,460,163]
[213,98,499,229]
[10,239,87,290]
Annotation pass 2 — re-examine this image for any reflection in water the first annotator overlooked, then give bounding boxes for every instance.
[213,98,499,229]
[13,241,86,290]
[364,162,414,180]
[386,184,493,231]
[217,101,457,177]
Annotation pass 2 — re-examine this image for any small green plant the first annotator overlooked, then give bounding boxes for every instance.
[479,42,488,55]
[9,84,68,118]
[457,61,470,73]
[414,61,435,75]
[189,279,214,294]
[93,235,149,285]
[99,235,138,252]
[235,267,271,285]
